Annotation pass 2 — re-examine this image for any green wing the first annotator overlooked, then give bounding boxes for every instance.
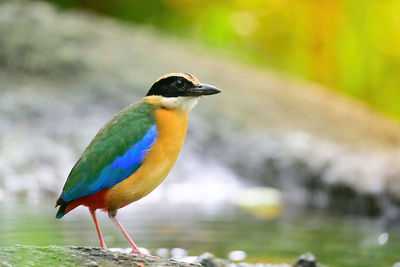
[58,100,156,203]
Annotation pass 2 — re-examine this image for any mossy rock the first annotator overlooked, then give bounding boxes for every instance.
[0,245,201,267]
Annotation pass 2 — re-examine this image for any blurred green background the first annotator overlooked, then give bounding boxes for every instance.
[48,0,400,119]
[1,1,400,266]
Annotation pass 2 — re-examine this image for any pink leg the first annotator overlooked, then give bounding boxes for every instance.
[89,208,107,249]
[108,212,145,255]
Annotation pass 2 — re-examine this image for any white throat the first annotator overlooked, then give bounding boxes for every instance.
[160,97,199,112]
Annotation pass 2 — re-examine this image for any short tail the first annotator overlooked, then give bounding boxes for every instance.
[56,205,67,219]
[55,197,68,219]
[55,197,82,218]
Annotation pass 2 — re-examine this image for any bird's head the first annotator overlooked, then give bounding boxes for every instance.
[145,72,221,111]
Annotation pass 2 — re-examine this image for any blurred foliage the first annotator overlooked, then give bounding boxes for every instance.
[47,0,400,119]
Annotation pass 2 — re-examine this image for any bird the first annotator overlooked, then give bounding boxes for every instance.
[55,72,220,256]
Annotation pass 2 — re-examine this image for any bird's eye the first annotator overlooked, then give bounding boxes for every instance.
[175,80,184,89]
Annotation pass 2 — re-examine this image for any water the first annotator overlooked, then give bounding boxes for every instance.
[1,202,399,266]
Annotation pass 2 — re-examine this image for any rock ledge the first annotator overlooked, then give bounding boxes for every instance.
[0,245,199,267]
[0,246,320,267]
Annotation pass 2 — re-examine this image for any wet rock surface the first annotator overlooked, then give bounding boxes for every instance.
[0,246,321,267]
[293,253,318,267]
[0,246,201,267]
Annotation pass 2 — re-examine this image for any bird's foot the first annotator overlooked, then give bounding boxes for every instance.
[130,249,159,259]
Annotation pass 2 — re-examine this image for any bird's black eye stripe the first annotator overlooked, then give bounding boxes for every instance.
[147,75,196,97]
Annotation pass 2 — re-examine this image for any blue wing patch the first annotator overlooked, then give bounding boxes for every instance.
[61,124,157,202]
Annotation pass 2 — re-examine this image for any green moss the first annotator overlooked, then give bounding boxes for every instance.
[0,245,202,267]
[0,245,83,266]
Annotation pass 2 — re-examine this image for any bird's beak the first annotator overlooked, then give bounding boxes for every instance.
[186,83,221,96]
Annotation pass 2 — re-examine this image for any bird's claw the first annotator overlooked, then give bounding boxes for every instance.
[130,249,159,259]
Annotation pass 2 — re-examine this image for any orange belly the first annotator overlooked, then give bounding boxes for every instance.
[104,107,188,211]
